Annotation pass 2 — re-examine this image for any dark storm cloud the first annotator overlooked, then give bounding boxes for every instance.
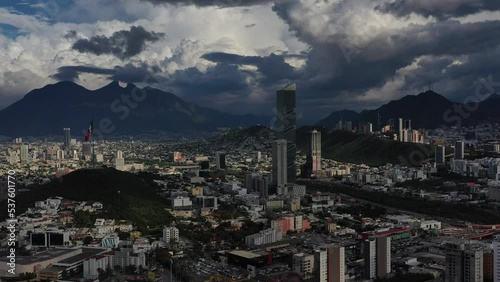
[141,0,273,7]
[169,63,249,95]
[51,64,159,83]
[72,26,164,60]
[377,0,500,20]
[51,66,115,81]
[273,0,500,100]
[202,52,300,84]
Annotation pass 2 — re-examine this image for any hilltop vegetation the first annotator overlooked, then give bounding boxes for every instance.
[296,126,434,166]
[0,168,172,232]
[215,125,434,166]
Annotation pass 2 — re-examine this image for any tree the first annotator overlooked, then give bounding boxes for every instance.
[127,264,137,274]
[83,236,93,245]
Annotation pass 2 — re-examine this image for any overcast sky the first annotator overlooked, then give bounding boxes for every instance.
[1,0,499,122]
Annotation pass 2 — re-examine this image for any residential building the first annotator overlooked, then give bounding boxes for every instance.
[293,253,314,279]
[162,227,179,243]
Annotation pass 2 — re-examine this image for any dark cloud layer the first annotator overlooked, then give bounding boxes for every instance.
[377,0,500,20]
[51,66,115,81]
[51,64,158,83]
[272,0,500,103]
[142,0,273,7]
[202,52,300,84]
[72,26,164,60]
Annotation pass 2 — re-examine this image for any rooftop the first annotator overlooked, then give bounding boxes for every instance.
[228,250,261,259]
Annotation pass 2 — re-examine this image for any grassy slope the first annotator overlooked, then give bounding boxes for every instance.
[296,126,434,166]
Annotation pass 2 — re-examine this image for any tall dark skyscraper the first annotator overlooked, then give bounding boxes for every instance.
[216,152,226,170]
[276,83,296,184]
[63,128,71,150]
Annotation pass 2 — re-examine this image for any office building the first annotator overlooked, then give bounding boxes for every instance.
[82,143,92,158]
[162,227,179,243]
[196,196,218,209]
[293,253,314,279]
[63,128,71,150]
[436,145,445,164]
[20,144,29,163]
[216,152,226,170]
[455,141,465,159]
[272,139,288,187]
[276,83,297,184]
[445,242,483,282]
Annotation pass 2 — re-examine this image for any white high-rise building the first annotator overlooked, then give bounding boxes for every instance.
[398,118,404,141]
[272,139,288,187]
[245,228,282,247]
[311,130,321,171]
[20,144,29,163]
[445,241,483,282]
[162,227,179,243]
[493,238,500,282]
[364,238,377,279]
[314,249,328,282]
[9,151,18,165]
[364,236,391,279]
[254,151,261,162]
[115,150,125,170]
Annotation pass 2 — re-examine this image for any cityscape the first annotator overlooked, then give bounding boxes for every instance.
[1,1,500,282]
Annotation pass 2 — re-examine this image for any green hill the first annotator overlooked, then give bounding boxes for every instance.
[2,168,172,231]
[296,126,434,166]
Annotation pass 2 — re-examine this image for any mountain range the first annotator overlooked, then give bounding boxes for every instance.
[1,82,499,137]
[0,81,269,137]
[317,91,500,129]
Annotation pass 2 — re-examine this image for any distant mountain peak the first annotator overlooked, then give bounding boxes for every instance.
[0,81,270,136]
[484,93,500,101]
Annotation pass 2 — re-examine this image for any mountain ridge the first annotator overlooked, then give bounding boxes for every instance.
[317,90,500,129]
[0,81,270,137]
